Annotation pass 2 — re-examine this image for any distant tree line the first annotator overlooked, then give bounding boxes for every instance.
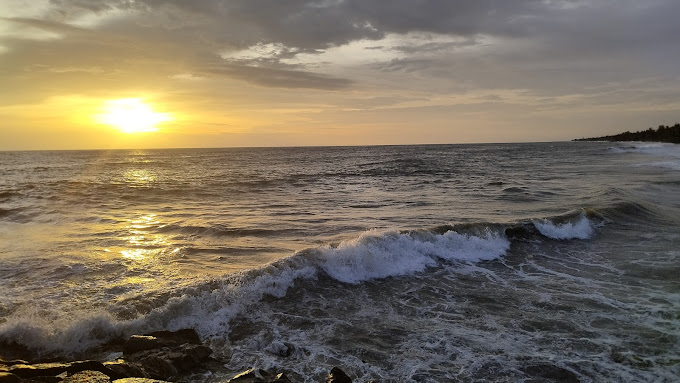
[574,123,680,144]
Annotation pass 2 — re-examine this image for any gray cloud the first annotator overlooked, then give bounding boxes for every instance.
[202,62,353,90]
[2,0,679,102]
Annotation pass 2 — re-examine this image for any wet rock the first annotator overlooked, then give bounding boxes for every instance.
[66,361,113,377]
[145,330,200,347]
[0,342,33,362]
[272,373,291,383]
[227,368,265,383]
[102,361,146,380]
[0,360,29,367]
[327,367,352,383]
[124,343,212,379]
[124,329,204,358]
[167,344,212,372]
[1,329,208,383]
[6,363,70,379]
[124,337,161,356]
[227,368,288,383]
[521,364,579,383]
[265,341,294,357]
[23,376,64,383]
[62,371,110,383]
[0,372,21,383]
[121,329,212,380]
[130,355,177,381]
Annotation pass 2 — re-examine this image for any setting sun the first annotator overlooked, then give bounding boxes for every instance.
[97,98,171,133]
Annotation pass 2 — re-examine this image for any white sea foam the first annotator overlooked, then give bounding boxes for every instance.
[533,215,594,240]
[609,142,678,155]
[640,160,680,170]
[609,142,680,170]
[319,229,509,284]
[0,260,319,356]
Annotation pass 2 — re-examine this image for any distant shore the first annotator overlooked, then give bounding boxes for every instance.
[574,123,680,144]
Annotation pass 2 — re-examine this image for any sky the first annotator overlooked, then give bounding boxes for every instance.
[1,0,679,150]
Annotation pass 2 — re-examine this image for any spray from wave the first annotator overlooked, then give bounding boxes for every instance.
[532,214,594,240]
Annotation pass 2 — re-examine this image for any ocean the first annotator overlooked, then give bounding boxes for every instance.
[0,142,678,382]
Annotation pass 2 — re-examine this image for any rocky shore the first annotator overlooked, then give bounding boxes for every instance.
[0,329,356,383]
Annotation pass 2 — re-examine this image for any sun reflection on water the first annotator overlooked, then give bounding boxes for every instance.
[120,213,171,262]
[121,249,148,260]
[124,169,156,188]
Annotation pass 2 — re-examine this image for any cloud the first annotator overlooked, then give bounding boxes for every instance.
[1,0,679,131]
[201,63,353,90]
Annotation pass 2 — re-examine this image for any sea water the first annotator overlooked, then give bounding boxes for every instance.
[0,142,678,382]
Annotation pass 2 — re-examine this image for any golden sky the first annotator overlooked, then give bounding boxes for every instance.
[1,0,679,150]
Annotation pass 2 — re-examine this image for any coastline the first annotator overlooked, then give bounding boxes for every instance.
[573,123,680,143]
[0,328,355,383]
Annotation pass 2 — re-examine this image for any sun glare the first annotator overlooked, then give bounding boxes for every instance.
[98,98,171,133]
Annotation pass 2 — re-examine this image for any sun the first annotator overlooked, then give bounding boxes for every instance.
[97,98,171,133]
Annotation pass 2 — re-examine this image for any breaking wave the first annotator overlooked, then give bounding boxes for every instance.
[0,210,605,359]
[533,214,594,240]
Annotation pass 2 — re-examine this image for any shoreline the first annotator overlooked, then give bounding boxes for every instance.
[573,123,680,143]
[0,328,356,383]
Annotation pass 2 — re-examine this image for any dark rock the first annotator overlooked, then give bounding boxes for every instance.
[182,344,212,361]
[145,330,200,346]
[121,330,212,380]
[0,360,29,367]
[7,363,70,379]
[62,371,110,383]
[226,370,291,383]
[521,364,579,383]
[102,362,146,380]
[265,341,294,357]
[132,355,177,381]
[0,341,33,362]
[227,368,268,383]
[124,343,212,379]
[327,367,352,383]
[66,361,113,377]
[24,376,64,383]
[0,372,21,383]
[123,329,202,357]
[166,345,212,372]
[124,336,162,356]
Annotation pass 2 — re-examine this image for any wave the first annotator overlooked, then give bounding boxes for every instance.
[607,142,679,155]
[0,206,34,222]
[532,214,594,240]
[4,199,664,359]
[638,160,680,170]
[0,190,22,202]
[318,229,509,284]
[0,225,514,358]
[155,223,295,238]
[608,142,680,170]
